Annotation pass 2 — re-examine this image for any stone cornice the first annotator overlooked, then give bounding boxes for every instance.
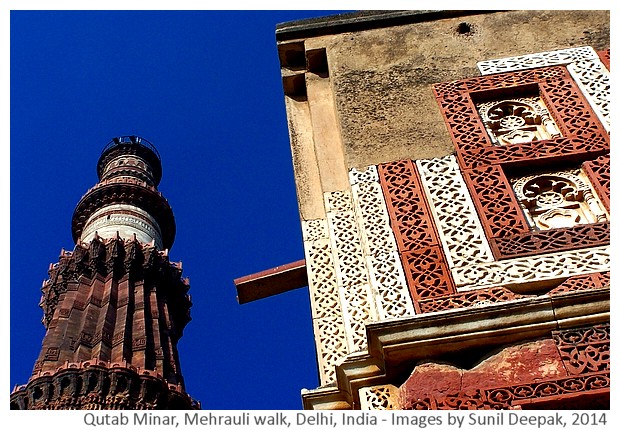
[302,288,609,409]
[275,10,500,42]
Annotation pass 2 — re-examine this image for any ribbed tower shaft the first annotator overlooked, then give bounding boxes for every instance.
[11,137,197,410]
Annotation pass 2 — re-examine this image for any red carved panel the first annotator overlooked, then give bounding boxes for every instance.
[400,247,455,302]
[552,324,609,375]
[378,160,456,306]
[540,77,607,137]
[400,325,610,409]
[583,153,610,212]
[598,48,610,71]
[433,67,566,154]
[548,271,609,295]
[378,159,439,252]
[491,222,610,260]
[435,71,609,169]
[462,164,529,239]
[457,134,609,170]
[419,373,610,410]
[418,287,532,314]
[433,65,610,261]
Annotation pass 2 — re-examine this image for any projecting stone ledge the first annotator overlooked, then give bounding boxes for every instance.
[234,259,308,304]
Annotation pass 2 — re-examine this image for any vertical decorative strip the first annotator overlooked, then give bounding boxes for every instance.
[416,155,494,268]
[597,49,610,71]
[325,191,376,353]
[582,153,610,213]
[377,160,439,251]
[461,164,530,240]
[566,59,610,131]
[302,218,348,385]
[350,166,416,319]
[378,160,456,305]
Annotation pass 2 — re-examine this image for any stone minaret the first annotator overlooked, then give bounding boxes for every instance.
[11,136,198,410]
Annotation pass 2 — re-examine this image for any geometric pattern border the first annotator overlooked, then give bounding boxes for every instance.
[477,46,609,131]
[452,245,610,290]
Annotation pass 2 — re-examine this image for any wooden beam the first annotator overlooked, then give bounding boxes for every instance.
[234,259,308,304]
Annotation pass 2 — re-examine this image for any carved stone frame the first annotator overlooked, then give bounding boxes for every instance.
[433,66,610,260]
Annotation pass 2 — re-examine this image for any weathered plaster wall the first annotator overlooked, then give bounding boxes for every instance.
[323,10,609,168]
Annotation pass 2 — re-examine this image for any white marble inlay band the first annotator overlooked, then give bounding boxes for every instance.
[452,245,610,290]
[416,155,494,268]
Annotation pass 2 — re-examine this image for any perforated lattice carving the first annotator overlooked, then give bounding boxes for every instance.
[491,222,610,259]
[359,385,400,410]
[302,218,329,242]
[463,164,530,239]
[548,271,609,295]
[312,316,348,385]
[377,159,439,251]
[326,192,376,353]
[378,159,456,304]
[416,156,494,268]
[366,251,414,319]
[349,165,380,185]
[458,135,609,170]
[351,166,415,319]
[325,190,354,212]
[477,46,598,74]
[553,324,609,375]
[418,287,532,314]
[305,238,343,320]
[452,245,610,289]
[583,153,610,212]
[477,46,609,132]
[302,220,347,385]
[351,179,399,257]
[567,60,610,131]
[401,247,455,300]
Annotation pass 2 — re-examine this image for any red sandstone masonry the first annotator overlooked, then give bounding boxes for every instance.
[378,160,455,311]
[398,325,610,409]
[432,66,610,261]
[598,48,610,71]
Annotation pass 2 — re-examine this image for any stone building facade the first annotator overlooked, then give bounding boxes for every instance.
[10,137,198,410]
[264,10,610,410]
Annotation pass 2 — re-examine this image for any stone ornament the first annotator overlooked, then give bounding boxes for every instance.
[477,46,609,131]
[359,385,400,410]
[350,166,415,320]
[302,222,347,385]
[452,245,609,290]
[511,169,608,230]
[476,96,561,146]
[416,155,494,268]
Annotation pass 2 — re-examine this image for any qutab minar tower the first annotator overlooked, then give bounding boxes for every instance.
[11,136,198,410]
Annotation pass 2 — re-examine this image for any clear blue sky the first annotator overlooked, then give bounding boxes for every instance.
[9,9,349,410]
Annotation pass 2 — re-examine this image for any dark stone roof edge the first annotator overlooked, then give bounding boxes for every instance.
[276,10,504,42]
